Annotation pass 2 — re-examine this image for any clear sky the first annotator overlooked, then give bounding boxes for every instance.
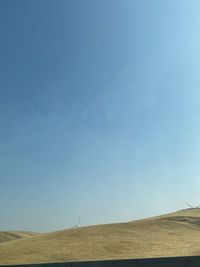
[1,0,200,232]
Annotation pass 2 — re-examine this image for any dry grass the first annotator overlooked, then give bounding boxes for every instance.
[1,209,200,265]
[0,231,38,244]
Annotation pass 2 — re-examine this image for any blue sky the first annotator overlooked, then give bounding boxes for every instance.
[1,0,200,232]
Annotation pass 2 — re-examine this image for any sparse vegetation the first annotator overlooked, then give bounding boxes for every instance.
[1,209,200,265]
[0,231,39,244]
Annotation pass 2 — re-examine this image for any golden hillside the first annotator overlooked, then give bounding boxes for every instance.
[1,209,200,265]
[0,231,39,244]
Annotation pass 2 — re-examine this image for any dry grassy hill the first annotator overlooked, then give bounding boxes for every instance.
[1,209,200,265]
[0,231,39,244]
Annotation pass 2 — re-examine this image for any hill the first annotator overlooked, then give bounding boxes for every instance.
[1,209,200,264]
[0,231,39,244]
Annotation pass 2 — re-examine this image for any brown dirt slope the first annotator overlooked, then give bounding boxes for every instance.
[1,209,200,265]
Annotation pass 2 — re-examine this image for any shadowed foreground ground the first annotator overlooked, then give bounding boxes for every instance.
[1,209,200,265]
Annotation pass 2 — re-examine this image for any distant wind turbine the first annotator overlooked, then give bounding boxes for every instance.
[71,216,81,229]
[185,203,200,209]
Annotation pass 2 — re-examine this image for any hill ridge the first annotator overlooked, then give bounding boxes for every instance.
[1,209,200,265]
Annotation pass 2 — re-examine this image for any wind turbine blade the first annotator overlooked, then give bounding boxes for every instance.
[185,203,194,208]
[78,216,81,226]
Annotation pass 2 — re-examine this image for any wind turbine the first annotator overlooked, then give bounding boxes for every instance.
[71,216,81,229]
[185,203,200,209]
[77,216,81,227]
